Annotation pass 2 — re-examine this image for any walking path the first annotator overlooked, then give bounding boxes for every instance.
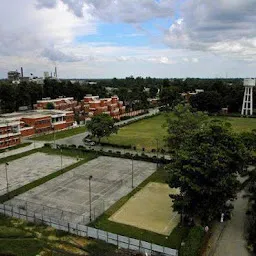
[206,191,250,256]
[0,141,44,159]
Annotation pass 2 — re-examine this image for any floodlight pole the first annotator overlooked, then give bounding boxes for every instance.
[60,148,63,169]
[89,175,93,222]
[54,126,56,148]
[5,163,9,198]
[156,138,159,167]
[132,156,134,188]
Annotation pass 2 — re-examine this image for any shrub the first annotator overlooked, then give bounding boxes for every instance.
[151,149,156,153]
[161,149,166,154]
[44,143,51,148]
[180,226,204,256]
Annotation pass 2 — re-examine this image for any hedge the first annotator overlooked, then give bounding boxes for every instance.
[180,226,205,256]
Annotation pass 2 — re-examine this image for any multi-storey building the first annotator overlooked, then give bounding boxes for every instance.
[0,119,21,149]
[83,95,126,118]
[0,110,75,142]
[34,97,78,111]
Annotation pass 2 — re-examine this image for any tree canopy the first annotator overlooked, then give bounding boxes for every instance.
[190,91,223,113]
[86,114,118,143]
[166,105,248,223]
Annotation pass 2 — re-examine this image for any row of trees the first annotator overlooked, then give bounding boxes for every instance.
[0,77,255,114]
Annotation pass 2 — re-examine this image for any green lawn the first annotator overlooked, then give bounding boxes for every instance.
[90,168,189,249]
[101,114,256,151]
[32,126,86,141]
[102,114,168,151]
[216,116,256,133]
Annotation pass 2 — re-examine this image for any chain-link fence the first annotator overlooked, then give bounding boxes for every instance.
[0,203,178,256]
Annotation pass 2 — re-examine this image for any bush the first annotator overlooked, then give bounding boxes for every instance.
[151,149,156,153]
[44,143,51,148]
[85,240,117,256]
[180,226,204,256]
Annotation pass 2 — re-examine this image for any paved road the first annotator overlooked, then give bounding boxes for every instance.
[0,108,160,160]
[213,190,250,256]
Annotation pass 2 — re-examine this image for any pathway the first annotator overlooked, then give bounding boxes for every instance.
[211,191,250,256]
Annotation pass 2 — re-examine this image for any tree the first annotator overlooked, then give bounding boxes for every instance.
[86,114,118,143]
[46,102,55,109]
[149,86,158,98]
[190,91,223,113]
[159,86,182,108]
[165,104,208,152]
[166,108,248,223]
[244,166,256,253]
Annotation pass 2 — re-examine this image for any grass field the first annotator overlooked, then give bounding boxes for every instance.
[109,182,179,236]
[102,114,168,150]
[90,168,189,249]
[101,114,256,151]
[32,126,86,141]
[0,213,120,256]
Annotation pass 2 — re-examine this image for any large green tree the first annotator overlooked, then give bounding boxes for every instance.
[165,104,207,152]
[86,114,118,143]
[244,166,256,253]
[190,91,223,113]
[166,107,248,223]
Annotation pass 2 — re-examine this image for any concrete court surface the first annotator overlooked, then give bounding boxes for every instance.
[6,156,156,224]
[0,152,77,196]
[109,182,179,235]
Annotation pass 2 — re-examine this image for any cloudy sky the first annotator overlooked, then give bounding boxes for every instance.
[0,0,255,78]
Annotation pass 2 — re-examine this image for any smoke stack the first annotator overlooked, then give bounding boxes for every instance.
[54,66,57,78]
[21,67,23,78]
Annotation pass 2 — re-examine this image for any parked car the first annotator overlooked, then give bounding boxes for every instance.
[83,138,96,146]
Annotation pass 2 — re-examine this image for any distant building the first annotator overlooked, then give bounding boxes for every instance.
[8,71,20,81]
[83,95,126,118]
[34,97,78,111]
[181,89,204,101]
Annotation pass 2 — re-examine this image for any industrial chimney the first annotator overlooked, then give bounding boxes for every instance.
[21,67,23,78]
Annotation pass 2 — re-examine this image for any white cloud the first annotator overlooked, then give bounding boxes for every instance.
[164,0,256,61]
[36,0,175,22]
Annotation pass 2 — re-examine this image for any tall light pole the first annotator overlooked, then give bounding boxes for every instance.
[5,162,9,198]
[60,148,63,170]
[156,138,159,168]
[53,126,56,148]
[131,156,134,188]
[89,175,93,222]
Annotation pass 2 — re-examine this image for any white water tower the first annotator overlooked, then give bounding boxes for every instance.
[241,78,255,116]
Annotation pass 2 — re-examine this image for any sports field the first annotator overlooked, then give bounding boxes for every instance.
[101,114,256,150]
[6,157,156,224]
[109,182,179,236]
[0,152,77,196]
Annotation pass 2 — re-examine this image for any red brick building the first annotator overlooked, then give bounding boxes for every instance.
[34,97,78,111]
[0,110,75,143]
[0,120,21,149]
[83,95,126,118]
